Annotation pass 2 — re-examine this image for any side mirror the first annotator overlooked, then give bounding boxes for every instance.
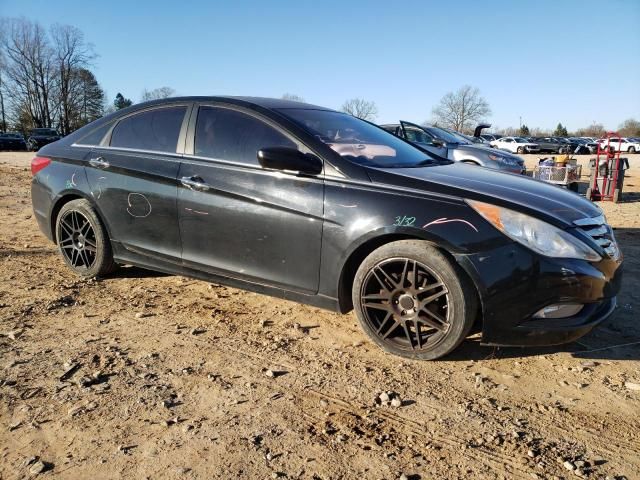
[431,139,445,148]
[257,147,322,175]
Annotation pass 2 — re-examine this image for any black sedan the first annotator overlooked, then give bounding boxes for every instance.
[30,97,622,360]
[0,132,27,150]
[27,128,62,151]
[532,137,569,153]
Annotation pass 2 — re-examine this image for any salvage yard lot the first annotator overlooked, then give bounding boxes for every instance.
[1,151,639,479]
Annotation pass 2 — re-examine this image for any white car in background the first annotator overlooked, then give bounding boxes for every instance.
[597,137,640,153]
[491,136,540,154]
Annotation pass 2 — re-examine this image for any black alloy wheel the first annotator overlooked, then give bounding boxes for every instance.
[360,258,450,351]
[352,240,477,360]
[56,199,116,277]
[58,210,97,270]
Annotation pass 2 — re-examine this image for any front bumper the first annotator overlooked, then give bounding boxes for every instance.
[456,242,623,347]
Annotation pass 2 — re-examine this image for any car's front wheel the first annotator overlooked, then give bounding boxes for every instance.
[516,147,524,154]
[56,199,116,278]
[629,147,636,153]
[352,240,477,360]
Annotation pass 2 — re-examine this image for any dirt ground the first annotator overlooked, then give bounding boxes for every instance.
[1,151,639,480]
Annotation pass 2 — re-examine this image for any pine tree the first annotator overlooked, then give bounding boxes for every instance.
[554,123,568,137]
[114,93,133,110]
[519,124,530,136]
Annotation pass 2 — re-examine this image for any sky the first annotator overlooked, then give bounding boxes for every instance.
[2,0,639,131]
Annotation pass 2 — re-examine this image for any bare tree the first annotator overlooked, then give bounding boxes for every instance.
[281,93,305,102]
[618,118,640,137]
[341,98,378,121]
[50,24,95,135]
[1,18,55,129]
[141,87,175,102]
[431,85,491,132]
[0,54,7,131]
[574,122,605,138]
[71,68,104,129]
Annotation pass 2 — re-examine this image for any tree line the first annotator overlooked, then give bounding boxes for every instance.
[1,19,635,141]
[0,17,105,135]
[288,86,640,139]
[0,17,178,137]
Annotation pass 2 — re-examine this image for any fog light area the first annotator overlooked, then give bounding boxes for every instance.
[533,304,584,319]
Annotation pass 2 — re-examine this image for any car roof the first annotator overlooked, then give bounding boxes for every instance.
[132,96,334,112]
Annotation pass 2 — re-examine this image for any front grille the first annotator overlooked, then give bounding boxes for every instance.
[573,215,619,258]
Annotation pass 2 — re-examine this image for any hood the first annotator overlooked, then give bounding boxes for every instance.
[366,162,600,227]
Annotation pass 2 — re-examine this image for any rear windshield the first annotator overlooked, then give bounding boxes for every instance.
[280,109,441,168]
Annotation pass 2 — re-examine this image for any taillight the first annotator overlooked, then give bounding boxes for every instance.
[31,156,51,175]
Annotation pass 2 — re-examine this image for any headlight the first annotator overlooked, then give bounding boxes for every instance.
[467,200,601,261]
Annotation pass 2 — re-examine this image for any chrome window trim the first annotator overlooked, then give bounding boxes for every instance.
[70,143,184,161]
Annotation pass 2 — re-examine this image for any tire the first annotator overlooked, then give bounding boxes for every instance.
[352,240,477,360]
[55,199,116,278]
[517,147,524,154]
[629,147,636,154]
[27,140,37,152]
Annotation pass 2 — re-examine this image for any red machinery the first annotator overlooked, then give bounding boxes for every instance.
[586,132,628,203]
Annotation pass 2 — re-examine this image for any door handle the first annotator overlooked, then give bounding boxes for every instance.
[89,157,110,169]
[180,175,210,191]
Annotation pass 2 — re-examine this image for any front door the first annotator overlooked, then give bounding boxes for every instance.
[84,104,190,262]
[177,104,324,293]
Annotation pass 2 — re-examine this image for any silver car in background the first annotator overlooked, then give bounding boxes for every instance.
[381,121,526,174]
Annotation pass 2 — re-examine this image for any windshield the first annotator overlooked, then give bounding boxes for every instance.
[424,126,469,144]
[514,137,529,143]
[281,109,441,168]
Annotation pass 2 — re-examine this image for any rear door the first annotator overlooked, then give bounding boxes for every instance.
[177,103,324,293]
[84,104,191,262]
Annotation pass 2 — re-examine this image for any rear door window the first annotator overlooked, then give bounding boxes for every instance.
[77,122,113,146]
[194,106,297,166]
[110,106,187,153]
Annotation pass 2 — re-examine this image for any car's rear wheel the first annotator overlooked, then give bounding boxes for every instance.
[56,199,116,278]
[352,240,477,360]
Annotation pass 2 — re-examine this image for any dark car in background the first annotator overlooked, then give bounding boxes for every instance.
[27,128,62,151]
[30,96,622,360]
[0,132,27,150]
[568,137,598,154]
[532,137,568,153]
[381,121,525,173]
